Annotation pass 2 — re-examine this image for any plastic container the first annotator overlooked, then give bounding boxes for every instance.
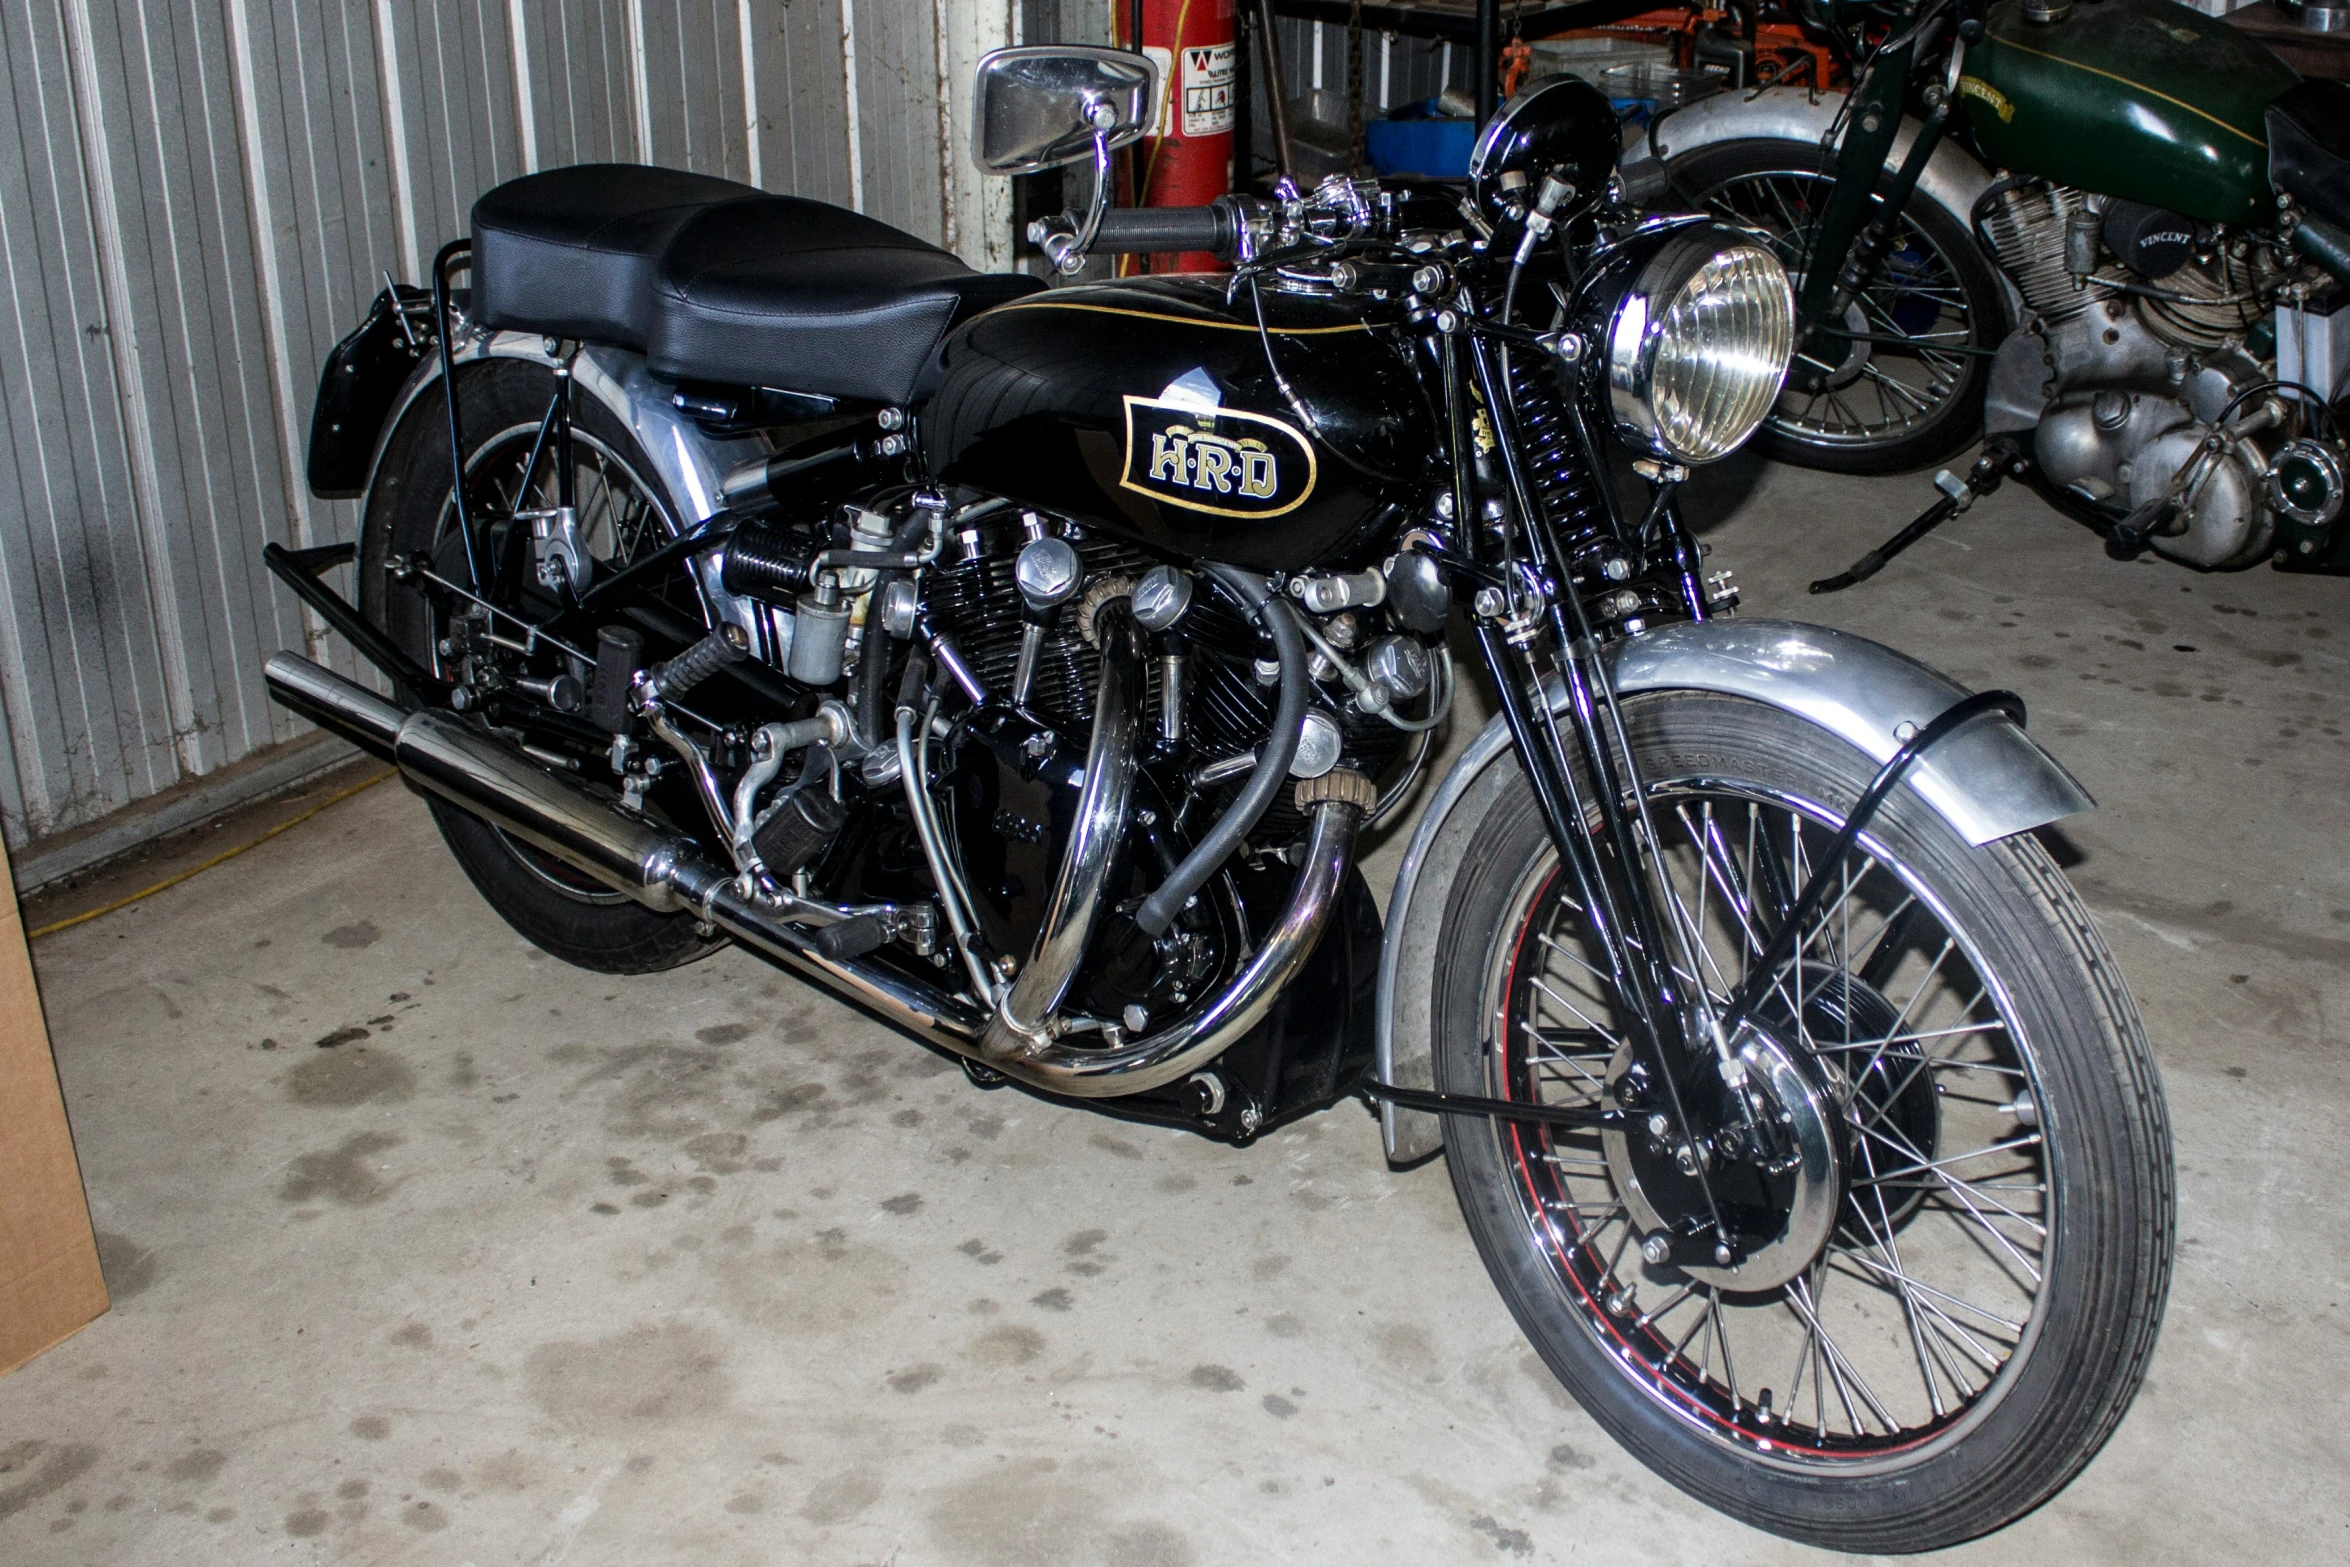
[1364,113,1477,179]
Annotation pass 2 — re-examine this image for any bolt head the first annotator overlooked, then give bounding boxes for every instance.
[1472,586,1506,619]
[1132,564,1193,630]
[1714,1243,1736,1266]
[1640,1234,1672,1267]
[1014,536,1084,611]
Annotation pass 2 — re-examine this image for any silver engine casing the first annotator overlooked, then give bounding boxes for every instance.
[1978,184,2291,569]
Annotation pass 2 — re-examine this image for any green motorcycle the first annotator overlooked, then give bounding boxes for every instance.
[1647,0,2350,583]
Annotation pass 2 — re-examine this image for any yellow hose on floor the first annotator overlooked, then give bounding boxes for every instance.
[26,769,396,941]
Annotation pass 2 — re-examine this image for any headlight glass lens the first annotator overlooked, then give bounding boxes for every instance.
[1610,240,1794,465]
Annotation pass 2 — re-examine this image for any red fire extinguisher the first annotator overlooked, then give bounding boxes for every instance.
[1127,0,1236,273]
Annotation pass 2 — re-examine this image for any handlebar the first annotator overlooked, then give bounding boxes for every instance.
[1088,201,1245,258]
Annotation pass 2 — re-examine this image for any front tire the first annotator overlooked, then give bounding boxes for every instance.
[362,359,721,974]
[1430,694,2171,1551]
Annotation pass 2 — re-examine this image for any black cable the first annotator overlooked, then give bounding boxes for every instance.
[1132,566,1310,938]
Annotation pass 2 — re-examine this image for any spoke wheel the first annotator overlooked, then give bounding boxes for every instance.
[1431,693,2171,1550]
[1669,140,2008,475]
[1493,791,2044,1458]
[360,357,722,974]
[429,420,681,906]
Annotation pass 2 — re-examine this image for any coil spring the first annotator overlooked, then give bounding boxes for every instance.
[1505,352,1610,559]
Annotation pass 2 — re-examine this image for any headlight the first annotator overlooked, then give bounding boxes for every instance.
[1605,235,1794,465]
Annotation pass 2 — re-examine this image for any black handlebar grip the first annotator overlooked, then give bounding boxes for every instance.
[1090,203,1237,257]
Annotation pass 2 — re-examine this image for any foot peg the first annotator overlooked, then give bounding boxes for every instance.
[812,914,890,962]
[2103,497,2178,561]
[645,630,745,701]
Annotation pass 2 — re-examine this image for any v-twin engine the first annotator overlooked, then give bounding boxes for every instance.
[1979,183,2304,569]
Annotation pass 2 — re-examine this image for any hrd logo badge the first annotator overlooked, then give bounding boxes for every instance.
[1120,395,1317,519]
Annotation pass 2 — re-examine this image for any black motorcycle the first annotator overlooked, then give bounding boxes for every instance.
[266,50,2172,1551]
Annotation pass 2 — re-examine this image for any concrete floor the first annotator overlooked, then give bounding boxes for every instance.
[5,463,2347,1564]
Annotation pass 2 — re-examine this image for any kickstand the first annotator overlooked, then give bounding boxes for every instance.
[1810,440,2020,594]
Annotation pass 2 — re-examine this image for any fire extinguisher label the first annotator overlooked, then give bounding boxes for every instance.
[1141,46,1175,137]
[1179,42,1235,137]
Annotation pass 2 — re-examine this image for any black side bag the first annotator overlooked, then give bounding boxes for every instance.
[306,285,430,500]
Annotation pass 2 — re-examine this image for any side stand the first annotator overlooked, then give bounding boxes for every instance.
[1809,439,2022,594]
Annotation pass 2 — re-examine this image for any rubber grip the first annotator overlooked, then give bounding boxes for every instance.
[1091,204,1234,256]
[812,914,889,962]
[650,631,744,699]
[591,626,642,733]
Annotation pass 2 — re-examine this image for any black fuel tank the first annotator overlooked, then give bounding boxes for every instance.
[920,278,1434,572]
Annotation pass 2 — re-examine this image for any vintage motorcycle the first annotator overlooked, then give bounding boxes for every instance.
[264,48,2172,1551]
[1643,0,2350,585]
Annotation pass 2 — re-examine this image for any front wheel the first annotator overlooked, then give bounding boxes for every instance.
[1431,693,2171,1552]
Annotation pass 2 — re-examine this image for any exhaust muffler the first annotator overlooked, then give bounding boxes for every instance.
[263,650,1365,1101]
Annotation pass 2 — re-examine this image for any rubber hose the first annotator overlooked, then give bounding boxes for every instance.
[1132,565,1309,938]
[856,511,934,747]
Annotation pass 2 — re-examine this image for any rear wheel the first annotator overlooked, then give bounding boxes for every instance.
[1432,694,2171,1551]
[1668,139,2008,475]
[362,360,720,974]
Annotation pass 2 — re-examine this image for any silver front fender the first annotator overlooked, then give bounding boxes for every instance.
[1374,618,2092,1163]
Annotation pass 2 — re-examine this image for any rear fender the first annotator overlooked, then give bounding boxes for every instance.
[356,335,771,648]
[1373,618,2093,1163]
[306,286,431,499]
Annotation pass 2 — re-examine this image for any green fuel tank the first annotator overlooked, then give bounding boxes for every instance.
[1959,0,2297,227]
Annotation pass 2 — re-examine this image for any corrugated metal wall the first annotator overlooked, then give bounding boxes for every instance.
[0,0,1009,859]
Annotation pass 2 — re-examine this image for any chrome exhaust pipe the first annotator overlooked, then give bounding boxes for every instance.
[264,654,988,1045]
[264,650,1365,1103]
[959,596,1369,1097]
[982,612,1143,1059]
[999,793,1366,1097]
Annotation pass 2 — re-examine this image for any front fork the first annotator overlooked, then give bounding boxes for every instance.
[1438,329,1764,1269]
[1783,36,1954,395]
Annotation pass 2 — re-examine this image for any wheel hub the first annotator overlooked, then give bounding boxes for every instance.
[1786,277,1872,393]
[1605,1023,1844,1292]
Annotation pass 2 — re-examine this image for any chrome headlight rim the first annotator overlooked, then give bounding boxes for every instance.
[1604,231,1796,467]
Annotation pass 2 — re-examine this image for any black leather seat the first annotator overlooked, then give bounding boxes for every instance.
[2270,80,2350,230]
[644,196,1044,405]
[471,164,757,347]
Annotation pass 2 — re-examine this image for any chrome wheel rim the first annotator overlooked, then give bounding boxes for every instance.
[1484,781,2051,1469]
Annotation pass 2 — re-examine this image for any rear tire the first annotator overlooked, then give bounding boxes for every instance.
[1430,693,2171,1551]
[362,359,720,975]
